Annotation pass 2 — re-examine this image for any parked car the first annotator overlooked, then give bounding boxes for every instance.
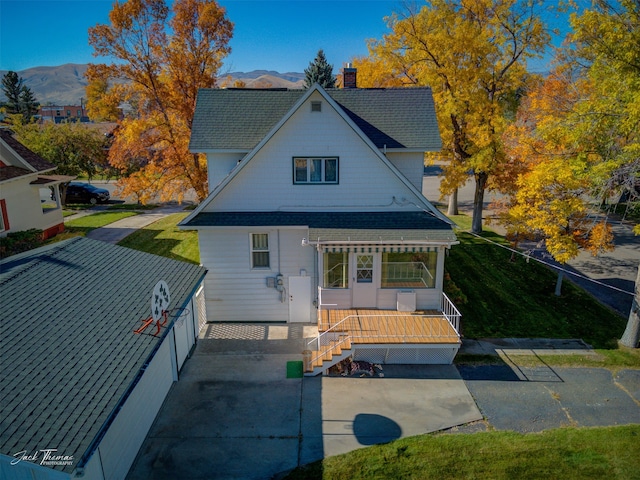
[54,182,110,205]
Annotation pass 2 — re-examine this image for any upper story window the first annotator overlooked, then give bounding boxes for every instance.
[293,157,338,184]
[311,101,322,112]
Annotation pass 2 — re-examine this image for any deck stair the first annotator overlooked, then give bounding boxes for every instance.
[304,309,354,375]
[305,335,353,376]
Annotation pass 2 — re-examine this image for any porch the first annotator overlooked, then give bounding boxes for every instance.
[304,293,462,376]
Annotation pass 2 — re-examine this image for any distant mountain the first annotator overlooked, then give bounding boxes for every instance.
[0,64,305,106]
[0,64,89,106]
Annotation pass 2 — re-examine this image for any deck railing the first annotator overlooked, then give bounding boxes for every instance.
[324,262,348,288]
[311,296,461,350]
[440,292,461,333]
[381,261,434,288]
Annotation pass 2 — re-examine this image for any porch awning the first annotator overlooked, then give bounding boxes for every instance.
[307,227,457,252]
[318,244,437,253]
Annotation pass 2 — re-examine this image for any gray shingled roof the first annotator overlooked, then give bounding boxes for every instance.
[0,238,206,473]
[183,211,456,243]
[189,87,442,152]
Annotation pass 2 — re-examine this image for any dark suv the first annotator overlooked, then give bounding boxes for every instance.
[58,183,110,205]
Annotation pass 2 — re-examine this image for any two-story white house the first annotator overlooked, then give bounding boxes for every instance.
[180,78,462,374]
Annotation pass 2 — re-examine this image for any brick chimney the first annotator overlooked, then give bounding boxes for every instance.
[342,63,357,89]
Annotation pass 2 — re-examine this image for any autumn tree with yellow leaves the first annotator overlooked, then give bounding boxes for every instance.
[499,0,639,345]
[355,0,550,233]
[86,0,233,203]
[497,69,617,275]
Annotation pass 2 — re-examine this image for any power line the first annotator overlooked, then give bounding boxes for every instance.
[463,230,635,297]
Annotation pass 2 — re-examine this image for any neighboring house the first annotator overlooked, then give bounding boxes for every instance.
[181,75,462,374]
[38,105,89,124]
[0,129,69,239]
[0,237,207,479]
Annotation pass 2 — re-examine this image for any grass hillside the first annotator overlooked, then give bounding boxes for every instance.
[445,229,627,349]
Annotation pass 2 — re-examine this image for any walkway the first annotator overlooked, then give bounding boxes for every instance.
[66,203,188,244]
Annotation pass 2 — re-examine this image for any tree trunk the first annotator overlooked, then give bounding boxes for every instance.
[471,171,488,234]
[555,270,564,296]
[447,188,459,216]
[620,265,640,348]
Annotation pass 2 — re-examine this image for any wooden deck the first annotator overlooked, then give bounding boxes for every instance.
[318,308,460,344]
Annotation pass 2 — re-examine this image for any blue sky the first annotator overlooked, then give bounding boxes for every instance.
[0,0,570,74]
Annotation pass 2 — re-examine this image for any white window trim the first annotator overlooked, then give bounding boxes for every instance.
[250,233,271,269]
[293,157,339,184]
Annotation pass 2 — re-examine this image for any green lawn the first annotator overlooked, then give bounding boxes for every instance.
[116,212,199,264]
[65,211,139,229]
[444,229,627,349]
[285,426,640,480]
[60,211,139,237]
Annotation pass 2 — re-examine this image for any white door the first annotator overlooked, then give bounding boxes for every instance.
[352,254,377,307]
[289,276,311,322]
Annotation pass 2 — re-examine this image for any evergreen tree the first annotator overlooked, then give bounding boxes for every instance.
[1,71,39,122]
[1,71,23,113]
[19,85,40,122]
[304,49,336,88]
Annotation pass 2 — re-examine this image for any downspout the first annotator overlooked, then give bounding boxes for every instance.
[277,230,286,303]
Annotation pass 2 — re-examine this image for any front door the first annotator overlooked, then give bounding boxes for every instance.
[289,276,311,322]
[352,254,377,307]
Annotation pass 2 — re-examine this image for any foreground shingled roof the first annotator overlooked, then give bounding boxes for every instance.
[189,87,442,152]
[0,238,206,473]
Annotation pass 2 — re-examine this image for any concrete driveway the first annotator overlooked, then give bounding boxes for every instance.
[127,325,640,479]
[127,324,482,480]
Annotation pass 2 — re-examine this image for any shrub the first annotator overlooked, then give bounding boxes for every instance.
[0,229,44,259]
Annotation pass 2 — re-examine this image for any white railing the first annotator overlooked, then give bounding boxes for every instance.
[381,262,434,288]
[324,262,348,288]
[441,292,462,333]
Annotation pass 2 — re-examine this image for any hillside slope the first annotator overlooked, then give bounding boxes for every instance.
[0,65,305,105]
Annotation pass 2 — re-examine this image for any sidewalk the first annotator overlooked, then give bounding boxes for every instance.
[82,203,189,244]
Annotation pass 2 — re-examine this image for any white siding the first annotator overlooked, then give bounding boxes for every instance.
[173,309,191,371]
[318,289,352,309]
[199,228,315,322]
[0,178,63,237]
[377,288,441,310]
[204,91,426,213]
[194,286,207,332]
[95,338,174,480]
[207,152,244,192]
[386,152,425,191]
[0,454,70,480]
[77,451,103,480]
